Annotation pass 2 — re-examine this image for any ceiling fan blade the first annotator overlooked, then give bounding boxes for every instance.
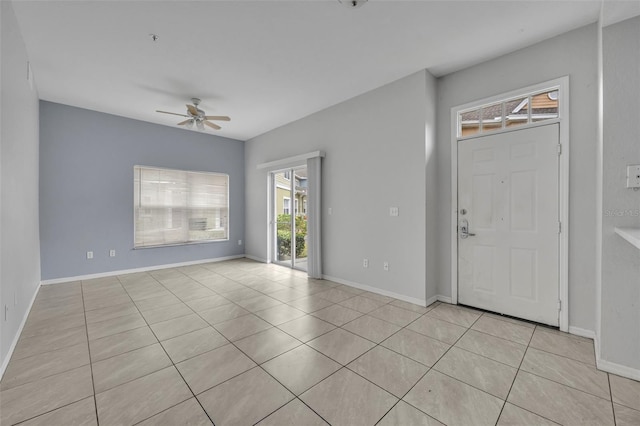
[204,116,231,122]
[186,104,199,116]
[204,120,221,130]
[177,119,192,125]
[156,110,189,117]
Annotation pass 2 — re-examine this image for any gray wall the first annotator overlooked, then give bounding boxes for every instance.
[39,102,245,280]
[436,24,599,332]
[601,16,640,371]
[245,71,437,302]
[1,1,41,369]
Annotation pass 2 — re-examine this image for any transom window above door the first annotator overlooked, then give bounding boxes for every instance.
[458,88,560,138]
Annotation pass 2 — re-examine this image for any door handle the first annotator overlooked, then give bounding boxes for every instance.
[459,219,476,239]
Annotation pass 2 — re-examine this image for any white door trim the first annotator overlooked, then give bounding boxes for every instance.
[450,76,570,332]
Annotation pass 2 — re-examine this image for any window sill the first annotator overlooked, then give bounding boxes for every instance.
[133,238,229,250]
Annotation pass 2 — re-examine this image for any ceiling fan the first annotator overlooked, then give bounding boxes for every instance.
[156,98,230,131]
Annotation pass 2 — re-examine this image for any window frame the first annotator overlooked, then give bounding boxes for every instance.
[133,165,230,249]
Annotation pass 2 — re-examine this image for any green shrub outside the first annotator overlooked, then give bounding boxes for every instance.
[277,214,307,258]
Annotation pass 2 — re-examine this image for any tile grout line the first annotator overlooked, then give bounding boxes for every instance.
[80,279,101,426]
[116,272,217,425]
[608,373,618,426]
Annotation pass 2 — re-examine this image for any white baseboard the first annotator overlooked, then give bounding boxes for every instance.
[436,295,453,304]
[597,358,640,381]
[568,326,596,340]
[0,282,41,380]
[425,295,439,307]
[41,254,246,285]
[322,275,426,306]
[245,255,268,263]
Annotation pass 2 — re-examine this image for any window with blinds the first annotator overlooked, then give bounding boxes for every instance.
[134,166,229,248]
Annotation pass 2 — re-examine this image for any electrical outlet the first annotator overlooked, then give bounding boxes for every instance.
[626,165,640,189]
[238,239,242,246]
[87,251,93,259]
[363,258,369,268]
[109,249,116,257]
[389,207,399,217]
[383,261,389,271]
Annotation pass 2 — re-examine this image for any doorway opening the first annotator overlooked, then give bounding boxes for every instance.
[272,166,308,271]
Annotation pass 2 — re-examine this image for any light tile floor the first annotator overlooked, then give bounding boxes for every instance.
[1,259,639,425]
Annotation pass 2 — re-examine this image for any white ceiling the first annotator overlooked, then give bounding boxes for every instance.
[11,0,640,141]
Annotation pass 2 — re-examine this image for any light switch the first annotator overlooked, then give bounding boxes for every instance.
[627,165,640,189]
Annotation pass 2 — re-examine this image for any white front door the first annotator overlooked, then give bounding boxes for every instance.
[458,124,560,326]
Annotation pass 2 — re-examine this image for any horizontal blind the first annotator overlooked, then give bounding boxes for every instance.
[134,166,229,248]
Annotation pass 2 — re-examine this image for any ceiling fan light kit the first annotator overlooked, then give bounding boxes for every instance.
[338,0,368,9]
[155,97,230,132]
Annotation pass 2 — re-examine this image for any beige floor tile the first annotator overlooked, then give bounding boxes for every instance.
[140,302,193,324]
[150,313,209,341]
[1,342,89,391]
[89,326,157,362]
[315,288,356,303]
[368,305,422,327]
[26,301,85,323]
[173,286,218,302]
[235,327,302,364]
[286,295,334,313]
[236,294,283,312]
[13,325,87,360]
[137,398,212,426]
[378,401,444,426]
[342,315,401,343]
[95,366,192,426]
[614,404,640,426]
[382,329,450,367]
[348,346,429,398]
[256,398,328,426]
[17,396,97,426]
[221,287,263,302]
[610,374,640,411]
[134,293,182,312]
[390,299,431,314]
[528,327,596,365]
[455,329,526,368]
[198,367,294,425]
[84,294,132,312]
[433,347,517,399]
[312,304,363,326]
[404,369,503,426]
[308,328,376,365]
[406,315,467,345]
[201,279,244,293]
[339,295,384,313]
[497,403,559,426]
[507,371,614,425]
[0,365,93,426]
[176,344,256,394]
[21,312,86,339]
[32,293,83,310]
[301,368,397,426]
[359,291,395,304]
[471,316,534,346]
[261,286,307,301]
[161,327,228,363]
[87,312,146,341]
[198,303,250,325]
[214,313,272,341]
[255,304,306,325]
[520,347,610,399]
[184,295,231,312]
[262,344,341,395]
[84,302,138,324]
[126,286,172,301]
[426,303,481,327]
[92,343,172,393]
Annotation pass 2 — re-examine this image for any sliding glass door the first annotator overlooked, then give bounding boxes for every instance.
[272,166,308,271]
